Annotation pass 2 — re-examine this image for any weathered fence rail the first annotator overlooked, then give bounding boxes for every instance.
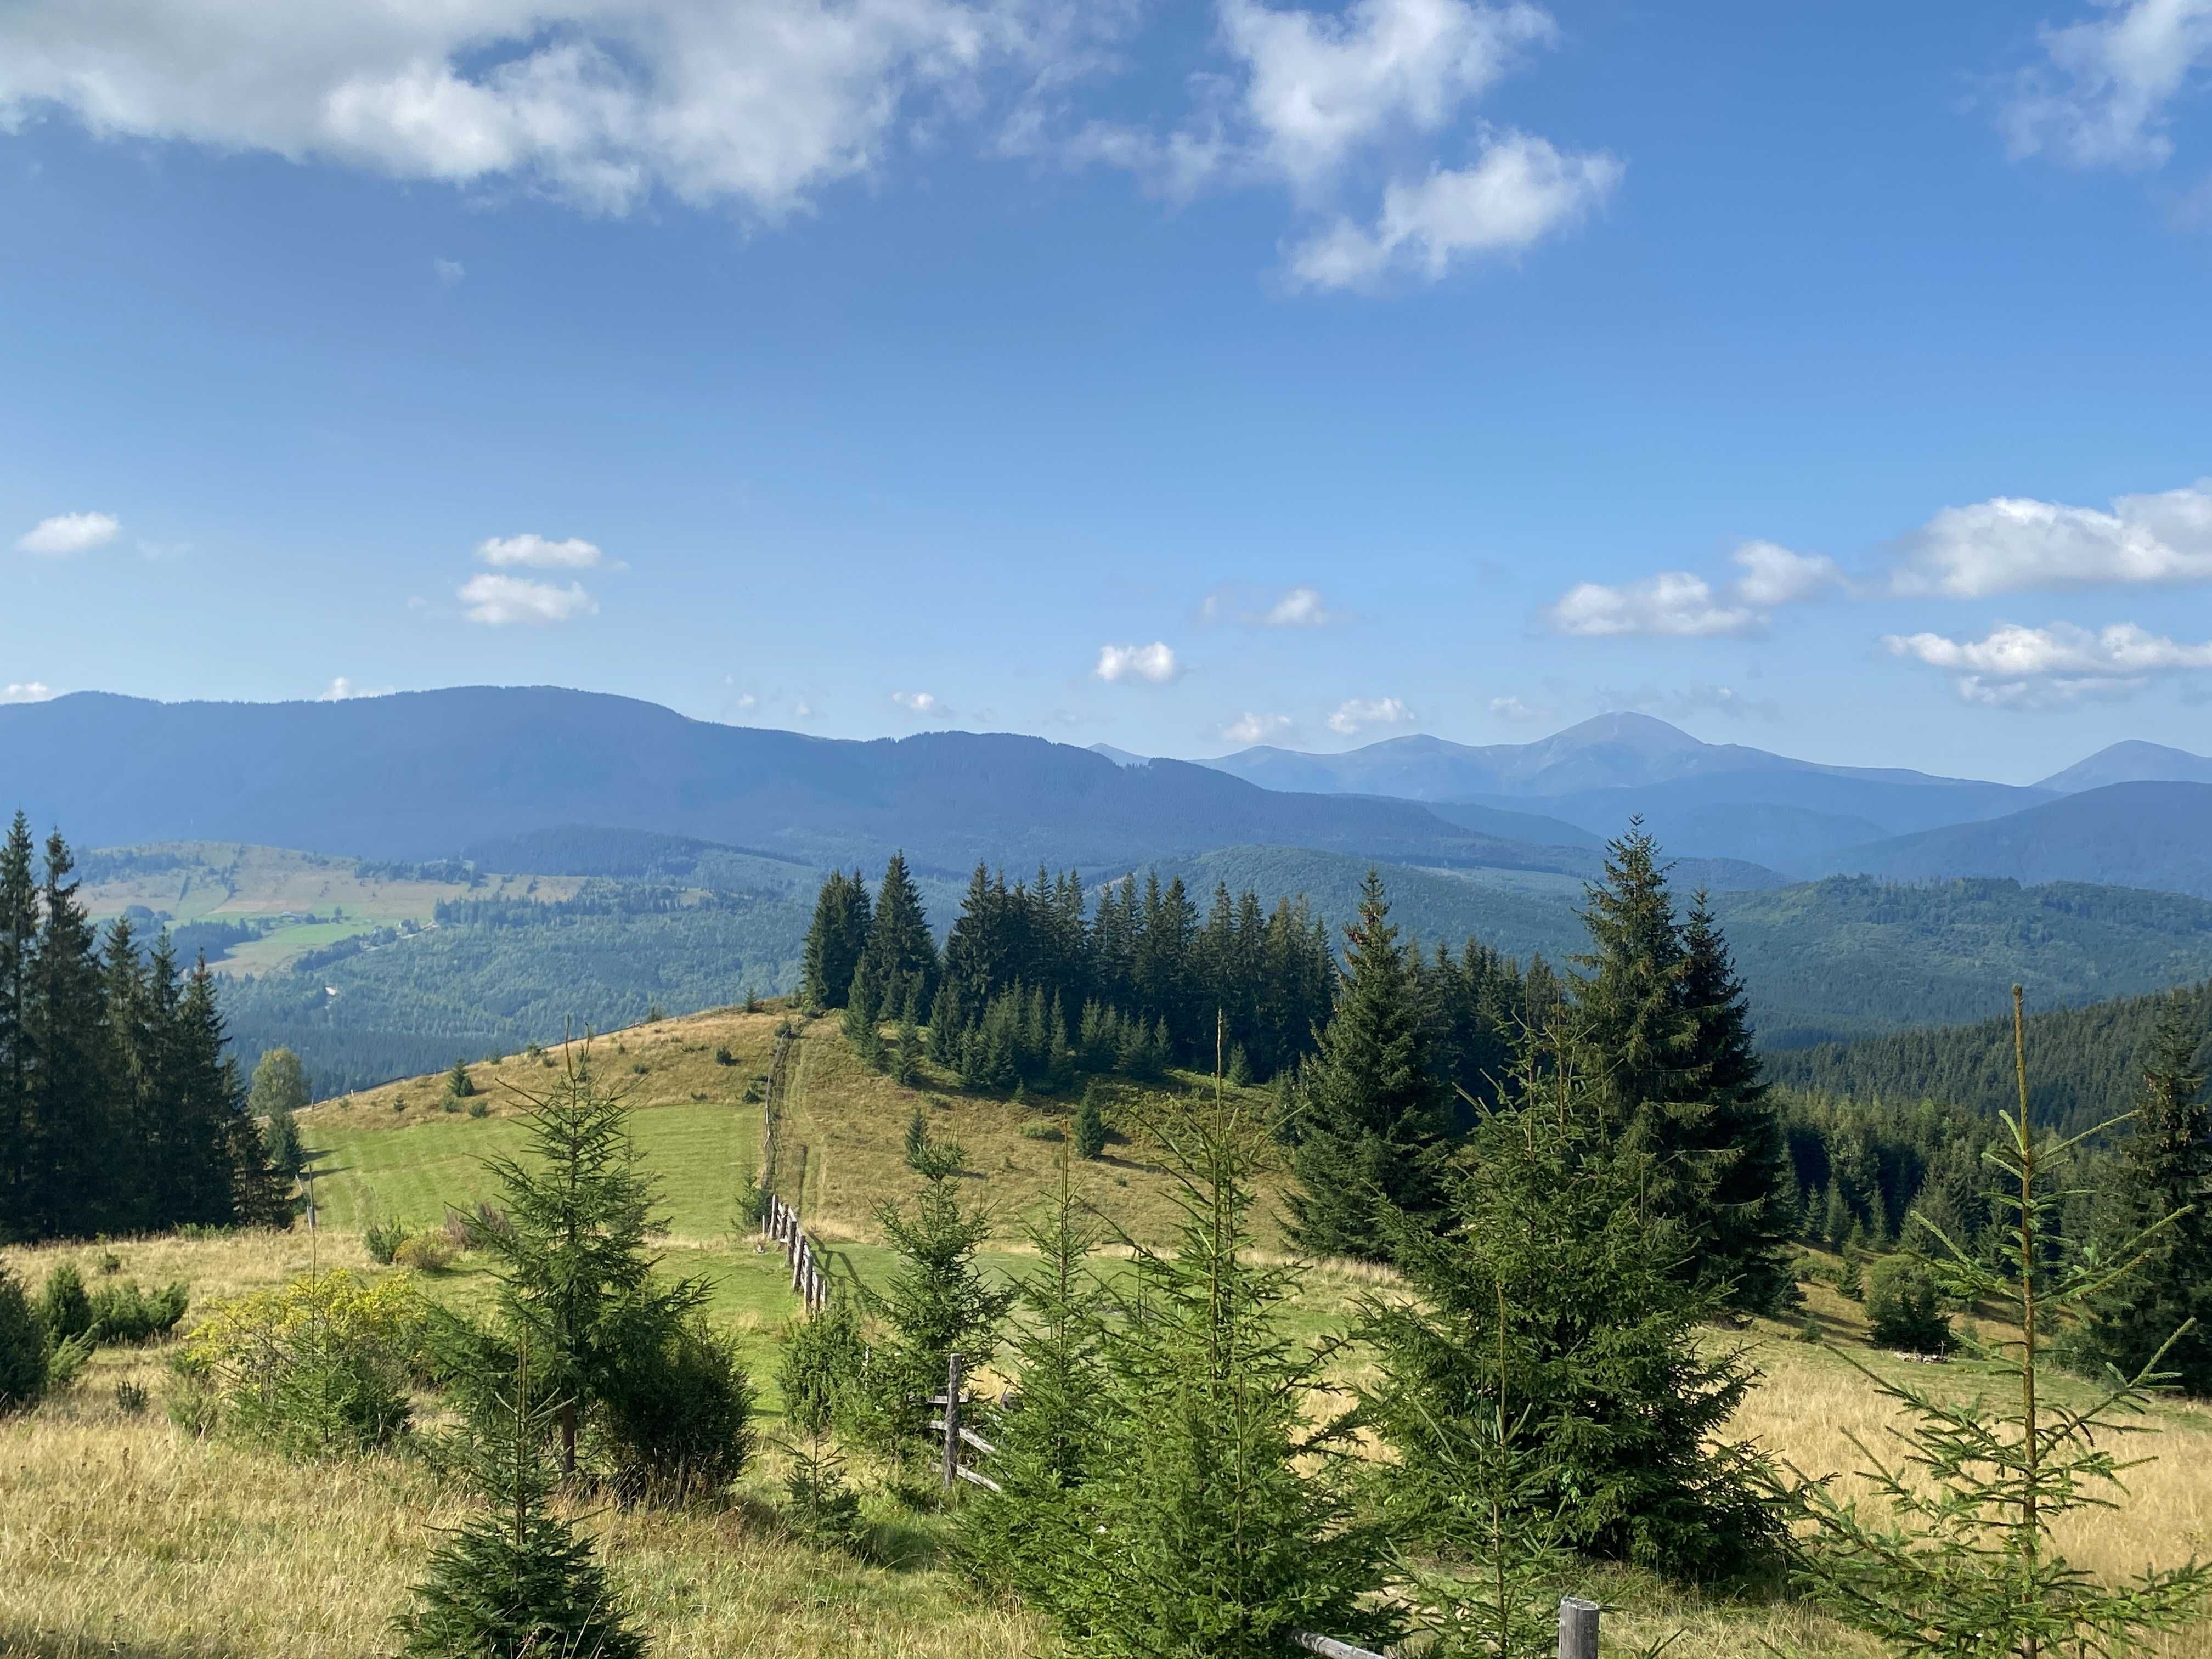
[761,1193,828,1312]
[932,1350,1602,1658]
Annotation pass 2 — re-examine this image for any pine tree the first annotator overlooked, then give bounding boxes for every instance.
[1289,870,1446,1261]
[99,917,153,1231]
[799,870,871,1012]
[1074,1082,1109,1160]
[29,830,109,1239]
[2072,992,2212,1393]
[862,851,939,1013]
[396,1341,647,1659]
[1794,990,2212,1655]
[0,814,33,1242]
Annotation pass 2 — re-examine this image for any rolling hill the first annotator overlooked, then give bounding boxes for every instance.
[2036,739,2212,792]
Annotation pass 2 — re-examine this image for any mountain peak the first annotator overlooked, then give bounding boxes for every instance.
[2038,740,2212,793]
[1541,712,1704,753]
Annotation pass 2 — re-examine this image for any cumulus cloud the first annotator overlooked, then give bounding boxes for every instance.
[0,0,1078,218]
[1327,694,1414,734]
[1893,480,2212,597]
[2000,0,2212,170]
[16,511,120,556]
[1095,641,1182,684]
[1548,572,1758,639]
[2,681,54,704]
[458,572,598,625]
[1488,693,1548,721]
[317,676,394,701]
[1222,710,1294,743]
[1885,619,2212,707]
[1731,539,1844,606]
[477,533,605,569]
[891,689,952,717]
[1288,132,1621,289]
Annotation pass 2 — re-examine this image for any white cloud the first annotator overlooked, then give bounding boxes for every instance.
[1221,710,1294,743]
[434,257,466,286]
[1261,585,1330,625]
[458,572,598,625]
[891,690,952,717]
[16,511,120,556]
[1731,539,1844,606]
[1894,479,2212,596]
[1327,694,1415,734]
[0,0,1070,218]
[1548,571,1757,639]
[1488,693,1548,721]
[476,533,605,569]
[1289,131,1620,288]
[2,681,54,704]
[1885,619,2212,707]
[2001,0,2212,171]
[1221,0,1558,188]
[1095,641,1182,684]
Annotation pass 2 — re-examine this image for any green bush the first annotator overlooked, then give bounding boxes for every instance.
[1020,1121,1063,1142]
[465,1094,489,1119]
[178,1271,424,1458]
[0,1270,52,1413]
[1865,1254,1953,1355]
[364,1218,411,1266]
[38,1262,93,1344]
[393,1233,458,1272]
[88,1281,189,1344]
[596,1314,757,1504]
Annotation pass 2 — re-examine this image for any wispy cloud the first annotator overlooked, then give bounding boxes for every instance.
[434,257,466,286]
[458,573,598,625]
[1095,641,1182,684]
[891,690,953,718]
[1261,585,1331,626]
[1,681,54,704]
[1221,710,1294,743]
[1327,694,1414,735]
[2000,0,2212,171]
[16,511,120,556]
[1488,693,1549,721]
[318,676,394,701]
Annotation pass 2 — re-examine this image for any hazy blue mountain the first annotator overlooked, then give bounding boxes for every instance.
[1819,782,2212,899]
[1087,743,1152,768]
[2036,740,2212,793]
[1,687,1788,888]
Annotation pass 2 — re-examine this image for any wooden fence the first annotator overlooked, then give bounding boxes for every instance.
[931,1351,1602,1659]
[762,1193,828,1312]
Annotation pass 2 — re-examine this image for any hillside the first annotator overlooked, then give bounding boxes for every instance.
[1821,781,2212,899]
[1768,977,2212,1133]
[2038,739,2212,792]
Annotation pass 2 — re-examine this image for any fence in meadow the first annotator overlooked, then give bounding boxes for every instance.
[761,1192,828,1312]
[929,1350,1604,1659]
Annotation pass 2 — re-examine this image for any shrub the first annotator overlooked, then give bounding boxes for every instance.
[87,1281,190,1344]
[1864,1253,1953,1354]
[596,1314,757,1504]
[115,1379,149,1415]
[364,1218,411,1266]
[441,1096,460,1113]
[178,1270,425,1457]
[1020,1121,1063,1142]
[97,1251,122,1276]
[39,1262,94,1344]
[0,1270,51,1413]
[394,1233,459,1272]
[714,1045,735,1066]
[465,1094,489,1119]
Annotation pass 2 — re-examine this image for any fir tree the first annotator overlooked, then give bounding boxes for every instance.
[799,870,871,1012]
[1290,870,1446,1261]
[0,813,32,1242]
[29,831,108,1239]
[1074,1082,1109,1161]
[396,1341,647,1659]
[2072,992,2212,1393]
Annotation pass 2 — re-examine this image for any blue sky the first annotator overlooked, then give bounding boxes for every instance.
[3,0,2209,783]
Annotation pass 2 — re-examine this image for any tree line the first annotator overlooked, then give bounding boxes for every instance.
[0,814,289,1244]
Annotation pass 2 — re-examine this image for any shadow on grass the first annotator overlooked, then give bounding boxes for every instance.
[0,1626,243,1659]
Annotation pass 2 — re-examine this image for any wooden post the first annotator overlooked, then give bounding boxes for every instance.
[942,1351,964,1494]
[1556,1596,1599,1659]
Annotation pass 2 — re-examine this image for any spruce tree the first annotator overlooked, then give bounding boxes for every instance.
[799,870,871,1012]
[862,851,938,1013]
[464,1043,707,1475]
[100,917,153,1229]
[1073,1082,1109,1160]
[396,1341,647,1659]
[29,830,108,1239]
[1289,870,1446,1261]
[1058,1087,1391,1656]
[2072,992,2212,1393]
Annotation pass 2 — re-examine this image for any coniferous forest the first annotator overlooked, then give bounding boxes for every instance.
[0,812,287,1244]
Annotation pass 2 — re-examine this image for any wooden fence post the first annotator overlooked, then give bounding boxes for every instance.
[1556,1596,1599,1659]
[941,1351,963,1494]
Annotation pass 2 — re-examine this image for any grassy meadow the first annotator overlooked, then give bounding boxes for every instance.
[5,1005,2212,1657]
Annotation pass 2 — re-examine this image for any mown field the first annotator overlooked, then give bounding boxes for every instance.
[4,1006,2211,1658]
